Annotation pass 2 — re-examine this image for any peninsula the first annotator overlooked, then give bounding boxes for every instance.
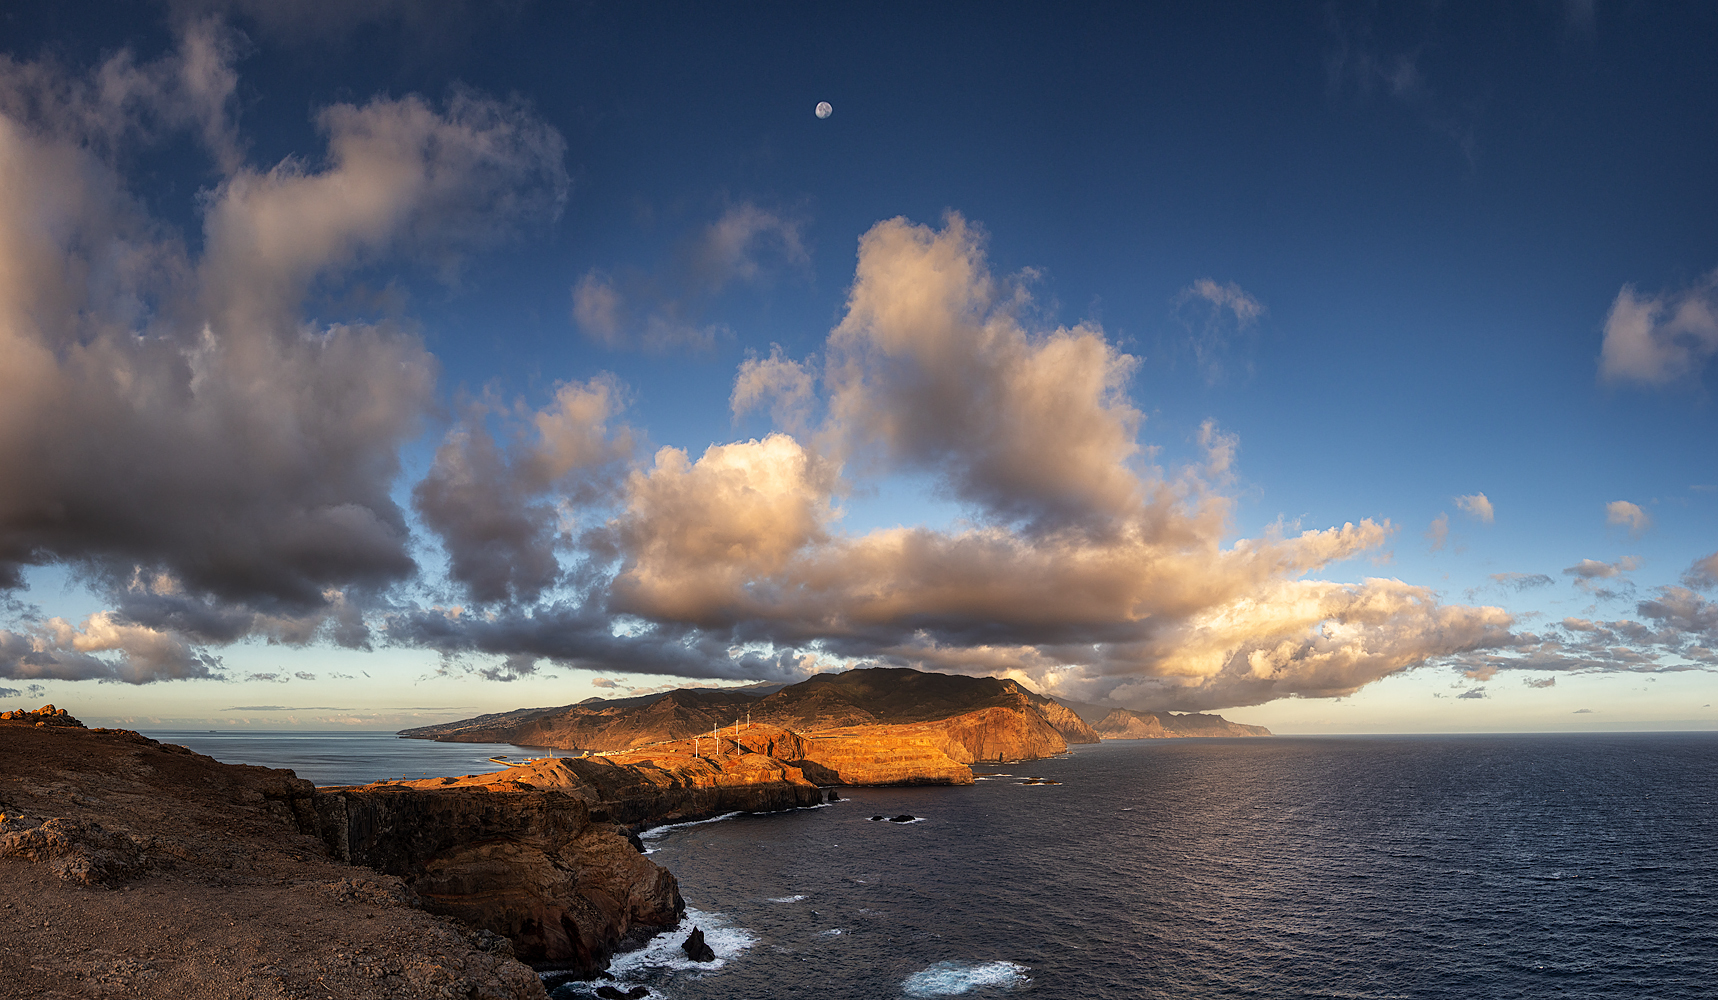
[401,667,1269,785]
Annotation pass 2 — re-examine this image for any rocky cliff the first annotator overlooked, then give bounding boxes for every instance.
[1092,707,1272,738]
[315,784,683,973]
[0,709,553,998]
[401,667,1100,768]
[6,706,834,989]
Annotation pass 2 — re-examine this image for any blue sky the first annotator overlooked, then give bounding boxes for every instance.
[0,1,1713,732]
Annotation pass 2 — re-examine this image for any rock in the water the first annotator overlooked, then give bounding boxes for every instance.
[870,815,885,821]
[595,987,650,1000]
[681,926,716,962]
[889,814,917,823]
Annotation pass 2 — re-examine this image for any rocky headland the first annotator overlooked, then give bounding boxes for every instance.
[402,667,1099,785]
[1078,705,1273,738]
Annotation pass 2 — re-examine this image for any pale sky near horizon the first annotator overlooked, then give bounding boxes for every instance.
[1,1,1714,734]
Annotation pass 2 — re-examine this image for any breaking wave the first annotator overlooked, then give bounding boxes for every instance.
[902,960,1031,996]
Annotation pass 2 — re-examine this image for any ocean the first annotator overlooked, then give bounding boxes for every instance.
[140,729,560,786]
[149,731,1718,999]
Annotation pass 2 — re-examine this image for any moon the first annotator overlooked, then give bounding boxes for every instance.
[815,101,832,119]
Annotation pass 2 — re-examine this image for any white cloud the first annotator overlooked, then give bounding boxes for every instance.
[1684,552,1718,590]
[1455,492,1494,523]
[732,345,817,434]
[1599,270,1718,386]
[1185,278,1265,326]
[572,203,806,352]
[1563,556,1641,580]
[1177,278,1266,383]
[1426,513,1449,552]
[571,271,624,346]
[1605,500,1651,537]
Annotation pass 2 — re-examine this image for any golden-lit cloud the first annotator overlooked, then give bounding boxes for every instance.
[731,345,818,434]
[537,214,1518,708]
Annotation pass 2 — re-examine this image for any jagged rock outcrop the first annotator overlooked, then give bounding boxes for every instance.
[400,668,1099,775]
[1092,707,1272,738]
[0,703,85,727]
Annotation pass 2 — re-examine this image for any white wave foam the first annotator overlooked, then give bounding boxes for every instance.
[902,960,1030,997]
[606,907,754,978]
[819,928,844,936]
[767,894,808,903]
[639,811,747,841]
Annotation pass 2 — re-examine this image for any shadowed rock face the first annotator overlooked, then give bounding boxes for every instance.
[1092,707,1272,738]
[400,668,1101,773]
[317,784,683,971]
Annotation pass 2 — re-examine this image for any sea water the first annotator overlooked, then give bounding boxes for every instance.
[140,729,559,786]
[159,732,1718,999]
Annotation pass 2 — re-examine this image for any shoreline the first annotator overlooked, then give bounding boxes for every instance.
[3,707,1009,996]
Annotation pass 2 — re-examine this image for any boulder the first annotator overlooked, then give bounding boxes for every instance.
[681,926,716,962]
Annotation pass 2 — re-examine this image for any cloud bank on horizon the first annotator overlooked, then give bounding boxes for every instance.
[0,13,1714,713]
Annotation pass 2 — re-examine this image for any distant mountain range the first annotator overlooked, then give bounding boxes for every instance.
[401,668,1268,753]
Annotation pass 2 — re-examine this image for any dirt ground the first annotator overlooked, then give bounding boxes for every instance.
[0,713,549,1000]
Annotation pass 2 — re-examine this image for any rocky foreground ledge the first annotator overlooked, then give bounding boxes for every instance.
[0,707,846,999]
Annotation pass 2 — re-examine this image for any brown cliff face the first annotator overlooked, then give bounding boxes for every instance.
[400,668,1099,775]
[316,784,682,972]
[1093,707,1272,738]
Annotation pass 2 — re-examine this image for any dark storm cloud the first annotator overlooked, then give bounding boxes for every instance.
[412,377,631,606]
[0,20,566,680]
[384,602,810,683]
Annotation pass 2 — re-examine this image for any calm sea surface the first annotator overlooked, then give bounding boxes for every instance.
[139,729,559,786]
[155,732,1718,999]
